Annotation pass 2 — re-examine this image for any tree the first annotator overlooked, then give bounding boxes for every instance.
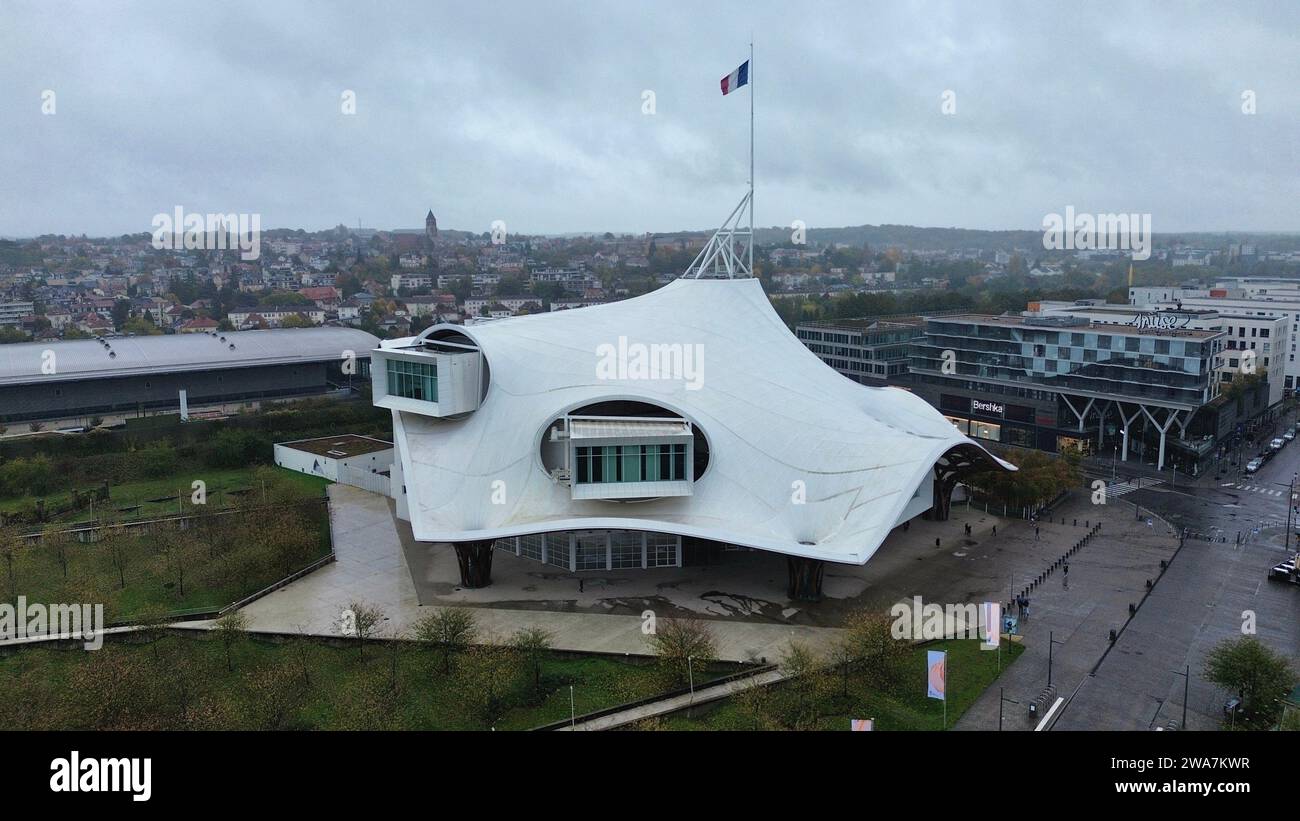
[133,604,172,661]
[48,529,71,580]
[212,611,249,672]
[105,535,130,589]
[0,525,19,601]
[412,607,478,675]
[345,600,384,660]
[243,660,304,730]
[842,608,910,693]
[455,642,520,726]
[509,626,554,698]
[1204,636,1296,725]
[645,617,717,688]
[779,641,833,730]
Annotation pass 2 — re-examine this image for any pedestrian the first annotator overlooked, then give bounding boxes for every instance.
[1023,598,1030,621]
[1035,525,1040,541]
[579,578,584,593]
[993,525,997,536]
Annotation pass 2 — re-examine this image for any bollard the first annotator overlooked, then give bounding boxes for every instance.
[1128,603,1136,616]
[1109,629,1117,643]
[1145,579,1153,590]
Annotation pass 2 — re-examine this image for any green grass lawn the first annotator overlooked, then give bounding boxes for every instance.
[0,633,727,731]
[0,466,329,524]
[660,638,1024,731]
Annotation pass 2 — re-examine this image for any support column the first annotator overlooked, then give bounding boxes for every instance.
[452,540,495,588]
[786,556,825,602]
[1139,405,1179,471]
[930,468,959,521]
[1118,403,1142,462]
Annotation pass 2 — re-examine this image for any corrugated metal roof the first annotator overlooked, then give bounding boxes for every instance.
[569,417,691,439]
[0,327,380,386]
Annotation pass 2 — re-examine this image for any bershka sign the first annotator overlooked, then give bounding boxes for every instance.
[971,398,1004,417]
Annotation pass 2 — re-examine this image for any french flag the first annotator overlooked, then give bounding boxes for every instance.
[720,60,749,95]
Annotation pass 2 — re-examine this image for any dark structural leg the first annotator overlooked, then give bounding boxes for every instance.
[786,556,825,602]
[453,540,495,588]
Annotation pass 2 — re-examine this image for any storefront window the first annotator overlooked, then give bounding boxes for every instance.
[971,420,1001,441]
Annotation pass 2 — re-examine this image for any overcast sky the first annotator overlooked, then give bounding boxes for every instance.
[2,1,1298,237]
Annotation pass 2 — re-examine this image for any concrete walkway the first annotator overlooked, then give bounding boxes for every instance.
[953,495,1180,730]
[181,484,843,663]
[559,668,787,731]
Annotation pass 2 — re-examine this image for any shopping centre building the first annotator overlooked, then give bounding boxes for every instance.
[801,302,1282,475]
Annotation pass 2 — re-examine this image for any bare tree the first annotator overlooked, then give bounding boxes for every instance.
[645,617,717,689]
[212,611,249,672]
[509,626,555,698]
[0,526,17,602]
[412,607,478,675]
[345,600,385,661]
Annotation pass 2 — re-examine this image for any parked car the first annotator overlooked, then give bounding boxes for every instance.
[1270,437,1285,451]
[1285,430,1295,442]
[1246,458,1263,473]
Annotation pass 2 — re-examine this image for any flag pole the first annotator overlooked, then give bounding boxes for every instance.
[748,37,754,276]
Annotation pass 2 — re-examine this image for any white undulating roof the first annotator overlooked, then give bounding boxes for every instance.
[391,278,1011,565]
[0,328,380,386]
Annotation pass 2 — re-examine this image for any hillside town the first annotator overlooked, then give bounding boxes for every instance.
[5,208,1300,345]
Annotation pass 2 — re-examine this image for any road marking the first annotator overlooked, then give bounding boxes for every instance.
[1035,696,1065,731]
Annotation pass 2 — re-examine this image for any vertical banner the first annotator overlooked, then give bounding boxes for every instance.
[927,650,947,700]
[850,718,874,731]
[982,601,1000,649]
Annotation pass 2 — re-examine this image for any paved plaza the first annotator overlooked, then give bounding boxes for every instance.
[193,482,1182,681]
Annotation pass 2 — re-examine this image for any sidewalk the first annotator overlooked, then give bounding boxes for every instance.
[177,484,844,663]
[953,494,1180,730]
[559,668,788,731]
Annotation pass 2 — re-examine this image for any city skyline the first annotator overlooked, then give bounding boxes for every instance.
[3,1,1299,238]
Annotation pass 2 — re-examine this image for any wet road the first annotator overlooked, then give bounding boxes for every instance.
[1053,446,1300,730]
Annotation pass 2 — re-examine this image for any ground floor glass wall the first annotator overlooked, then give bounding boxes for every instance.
[495,529,684,571]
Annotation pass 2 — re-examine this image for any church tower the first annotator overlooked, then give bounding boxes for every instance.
[425,209,438,244]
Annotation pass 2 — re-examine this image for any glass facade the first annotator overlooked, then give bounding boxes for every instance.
[485,530,681,571]
[574,444,687,484]
[796,321,922,382]
[575,532,607,570]
[610,532,642,568]
[520,534,543,562]
[911,318,1218,407]
[386,358,438,401]
[546,532,571,569]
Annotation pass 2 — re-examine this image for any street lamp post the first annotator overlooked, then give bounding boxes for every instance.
[1172,665,1189,729]
[1047,631,1065,687]
[999,688,1021,731]
[1287,473,1297,556]
[687,655,696,717]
